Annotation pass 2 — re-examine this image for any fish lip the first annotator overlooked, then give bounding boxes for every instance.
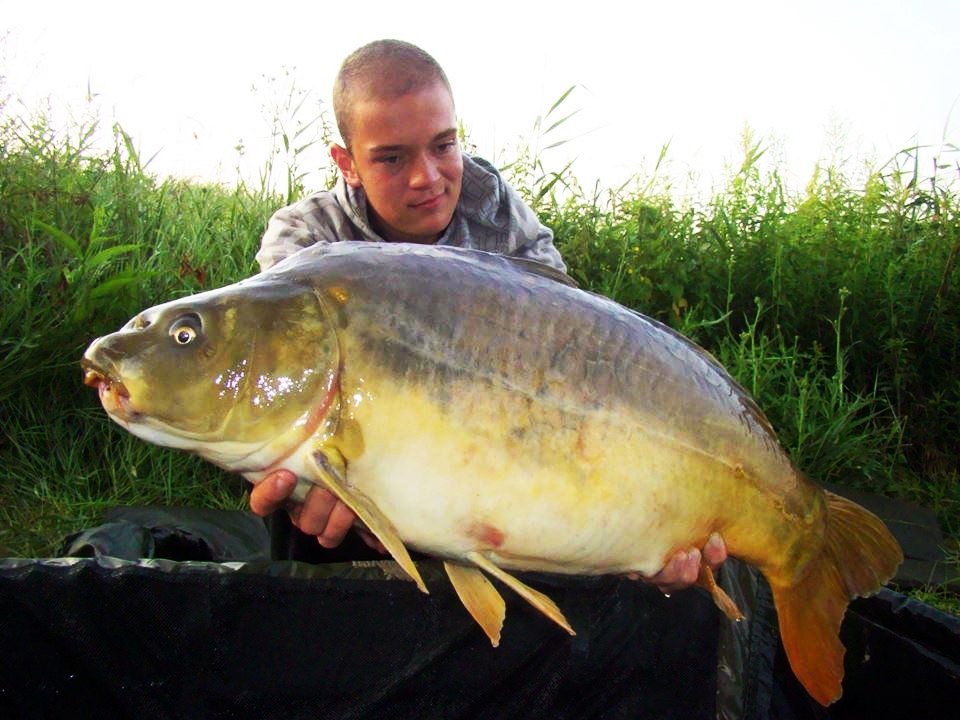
[80,358,129,397]
[81,357,135,421]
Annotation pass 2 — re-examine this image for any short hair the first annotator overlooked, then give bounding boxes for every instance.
[332,39,454,148]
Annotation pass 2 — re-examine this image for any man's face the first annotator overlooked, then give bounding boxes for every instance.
[333,82,463,244]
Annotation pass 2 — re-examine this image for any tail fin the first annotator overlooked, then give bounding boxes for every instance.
[770,490,903,705]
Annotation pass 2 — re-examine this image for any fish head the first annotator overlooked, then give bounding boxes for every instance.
[81,278,340,471]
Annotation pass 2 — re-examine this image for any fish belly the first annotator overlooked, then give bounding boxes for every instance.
[338,377,735,578]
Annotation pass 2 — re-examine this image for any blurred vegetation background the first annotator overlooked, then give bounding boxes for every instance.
[1,91,957,609]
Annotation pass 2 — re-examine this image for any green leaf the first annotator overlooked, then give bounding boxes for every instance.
[546,85,577,118]
[534,160,576,203]
[34,219,82,259]
[113,122,143,173]
[86,204,115,252]
[544,109,581,136]
[89,273,144,300]
[86,244,141,269]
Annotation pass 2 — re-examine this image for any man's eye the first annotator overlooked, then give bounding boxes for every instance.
[436,141,458,154]
[376,155,401,165]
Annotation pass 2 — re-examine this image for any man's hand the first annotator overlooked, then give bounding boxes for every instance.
[249,469,382,550]
[641,532,728,594]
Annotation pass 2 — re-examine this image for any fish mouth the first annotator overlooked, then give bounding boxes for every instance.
[81,358,135,422]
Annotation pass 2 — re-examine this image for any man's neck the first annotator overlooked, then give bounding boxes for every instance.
[369,210,440,245]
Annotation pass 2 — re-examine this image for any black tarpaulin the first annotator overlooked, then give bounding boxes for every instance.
[0,555,720,720]
[2,507,959,719]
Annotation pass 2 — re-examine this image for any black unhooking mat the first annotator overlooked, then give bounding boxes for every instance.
[0,558,720,719]
[0,507,958,719]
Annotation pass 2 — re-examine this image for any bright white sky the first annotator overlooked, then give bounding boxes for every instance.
[3,0,959,201]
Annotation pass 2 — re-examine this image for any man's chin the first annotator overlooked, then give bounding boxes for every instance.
[402,216,455,243]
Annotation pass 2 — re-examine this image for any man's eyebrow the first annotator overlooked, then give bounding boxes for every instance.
[369,144,405,153]
[368,129,458,154]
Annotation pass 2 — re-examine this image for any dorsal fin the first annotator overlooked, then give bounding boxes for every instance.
[503,255,580,289]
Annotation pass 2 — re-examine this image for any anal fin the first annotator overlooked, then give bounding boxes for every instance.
[698,564,744,621]
[444,561,506,646]
[466,551,575,636]
[310,451,427,594]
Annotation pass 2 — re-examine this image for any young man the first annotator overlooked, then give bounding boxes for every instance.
[247,39,726,591]
[253,43,562,275]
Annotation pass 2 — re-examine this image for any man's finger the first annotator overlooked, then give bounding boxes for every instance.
[703,532,728,569]
[318,501,358,548]
[249,471,298,516]
[648,548,700,594]
[295,488,340,536]
[356,527,387,554]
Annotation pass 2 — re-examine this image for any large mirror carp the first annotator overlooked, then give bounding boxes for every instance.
[82,242,902,705]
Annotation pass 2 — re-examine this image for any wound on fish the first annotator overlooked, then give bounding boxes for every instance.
[468,522,506,548]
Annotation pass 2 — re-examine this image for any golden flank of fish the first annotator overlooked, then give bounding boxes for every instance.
[81,242,902,706]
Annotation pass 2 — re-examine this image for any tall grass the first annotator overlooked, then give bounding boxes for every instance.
[538,126,959,543]
[1,100,957,570]
[0,110,275,555]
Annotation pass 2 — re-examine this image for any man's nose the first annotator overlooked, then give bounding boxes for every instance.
[409,151,440,187]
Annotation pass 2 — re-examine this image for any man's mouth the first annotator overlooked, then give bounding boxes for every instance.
[410,193,444,210]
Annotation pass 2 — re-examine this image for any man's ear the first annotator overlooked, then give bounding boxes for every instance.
[330,143,361,187]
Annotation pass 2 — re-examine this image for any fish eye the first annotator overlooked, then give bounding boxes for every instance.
[169,313,202,345]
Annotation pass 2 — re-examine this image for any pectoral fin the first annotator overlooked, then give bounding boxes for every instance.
[310,451,427,594]
[466,551,575,636]
[444,561,506,646]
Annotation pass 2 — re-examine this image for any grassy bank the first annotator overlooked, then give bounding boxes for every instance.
[1,108,957,607]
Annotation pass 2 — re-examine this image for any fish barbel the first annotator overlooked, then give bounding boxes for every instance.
[81,242,902,705]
